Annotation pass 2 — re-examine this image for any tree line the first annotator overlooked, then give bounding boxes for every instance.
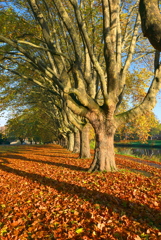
[0,0,161,172]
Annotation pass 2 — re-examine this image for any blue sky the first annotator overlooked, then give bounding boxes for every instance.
[0,112,8,126]
[153,99,161,122]
[0,118,6,126]
[0,117,7,126]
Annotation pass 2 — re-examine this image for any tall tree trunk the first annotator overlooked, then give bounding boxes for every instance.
[88,129,117,172]
[62,136,67,148]
[86,112,117,172]
[73,130,80,153]
[67,131,74,151]
[79,124,91,158]
[58,135,67,148]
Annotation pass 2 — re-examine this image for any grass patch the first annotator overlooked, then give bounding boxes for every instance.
[115,140,161,148]
[115,147,161,163]
[141,154,161,163]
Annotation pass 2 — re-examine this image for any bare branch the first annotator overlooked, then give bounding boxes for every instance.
[53,0,82,63]
[17,40,69,59]
[121,13,140,89]
[69,0,108,100]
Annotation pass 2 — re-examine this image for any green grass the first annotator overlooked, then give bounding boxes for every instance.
[141,154,161,163]
[115,147,134,156]
[115,140,161,147]
[115,147,161,163]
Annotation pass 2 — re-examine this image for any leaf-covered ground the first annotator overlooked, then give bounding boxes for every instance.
[0,144,161,240]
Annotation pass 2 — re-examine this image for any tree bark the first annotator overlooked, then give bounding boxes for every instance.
[73,130,80,153]
[62,136,67,148]
[139,0,161,51]
[86,111,117,172]
[58,135,67,148]
[79,124,91,159]
[67,131,74,151]
[89,127,117,172]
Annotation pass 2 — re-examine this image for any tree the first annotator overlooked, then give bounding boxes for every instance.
[149,122,161,139]
[114,69,160,142]
[0,64,91,156]
[7,108,60,144]
[1,0,161,172]
[62,107,91,158]
[116,111,160,142]
[0,130,9,145]
[139,0,161,52]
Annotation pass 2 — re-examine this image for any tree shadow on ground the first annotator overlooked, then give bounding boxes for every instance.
[34,154,79,159]
[3,153,155,176]
[1,154,88,171]
[117,163,153,177]
[0,157,10,164]
[0,162,161,230]
[116,155,161,169]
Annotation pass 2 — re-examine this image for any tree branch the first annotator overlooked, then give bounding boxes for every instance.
[116,63,161,125]
[17,40,69,59]
[121,13,140,90]
[0,35,64,90]
[53,0,82,63]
